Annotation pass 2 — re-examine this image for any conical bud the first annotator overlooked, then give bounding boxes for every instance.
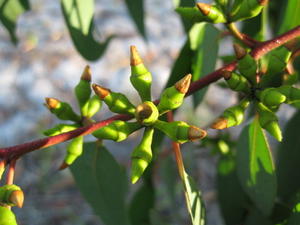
[175,74,192,94]
[188,125,207,141]
[233,43,246,59]
[196,3,226,23]
[196,3,211,16]
[258,88,286,107]
[80,65,92,81]
[45,97,60,110]
[92,84,111,99]
[9,190,24,208]
[130,45,143,66]
[210,117,228,129]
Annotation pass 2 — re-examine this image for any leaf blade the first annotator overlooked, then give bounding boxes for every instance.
[125,0,145,38]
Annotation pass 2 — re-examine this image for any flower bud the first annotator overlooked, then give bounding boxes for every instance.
[0,206,18,225]
[75,65,92,116]
[211,99,250,129]
[92,84,136,115]
[230,0,268,21]
[258,88,286,108]
[196,3,227,23]
[135,101,159,126]
[154,120,207,143]
[0,185,24,208]
[131,127,154,184]
[222,70,250,93]
[45,98,81,122]
[157,74,191,114]
[43,123,80,136]
[59,136,84,170]
[257,103,282,141]
[92,121,141,142]
[277,86,300,109]
[234,44,257,84]
[130,46,152,101]
[85,95,102,118]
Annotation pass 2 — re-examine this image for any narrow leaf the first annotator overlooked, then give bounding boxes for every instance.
[61,0,112,61]
[277,111,300,202]
[70,142,130,225]
[0,0,30,44]
[236,116,277,216]
[278,0,300,34]
[182,171,206,225]
[217,155,248,225]
[125,0,145,38]
[189,23,220,107]
[173,0,195,32]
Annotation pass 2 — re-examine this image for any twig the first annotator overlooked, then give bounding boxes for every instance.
[0,25,300,160]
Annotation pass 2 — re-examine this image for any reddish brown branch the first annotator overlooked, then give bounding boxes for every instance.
[0,25,300,160]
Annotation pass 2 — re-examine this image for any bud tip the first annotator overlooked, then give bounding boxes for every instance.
[233,43,246,59]
[92,84,111,99]
[59,161,69,170]
[188,126,207,141]
[9,190,24,208]
[210,117,228,129]
[45,97,60,109]
[130,45,143,66]
[196,3,211,16]
[81,65,92,82]
[175,74,192,94]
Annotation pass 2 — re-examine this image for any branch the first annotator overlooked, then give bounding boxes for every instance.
[1,25,300,160]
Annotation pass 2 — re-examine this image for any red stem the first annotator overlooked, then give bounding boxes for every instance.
[6,159,16,185]
[0,26,300,160]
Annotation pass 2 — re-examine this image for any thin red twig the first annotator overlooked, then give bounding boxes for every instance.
[0,25,300,160]
[6,159,16,185]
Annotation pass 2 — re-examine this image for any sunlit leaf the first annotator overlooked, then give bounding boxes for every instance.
[61,0,112,61]
[236,116,277,216]
[278,0,300,34]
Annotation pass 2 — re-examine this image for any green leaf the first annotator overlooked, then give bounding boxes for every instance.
[129,181,154,225]
[70,142,130,225]
[182,171,206,225]
[244,207,273,225]
[189,23,220,108]
[125,0,145,38]
[285,201,300,225]
[173,0,195,32]
[277,111,300,202]
[236,116,277,216]
[61,0,112,61]
[165,40,192,88]
[0,0,30,44]
[217,155,248,225]
[278,0,300,34]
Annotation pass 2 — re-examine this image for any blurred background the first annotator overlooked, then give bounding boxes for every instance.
[0,0,294,224]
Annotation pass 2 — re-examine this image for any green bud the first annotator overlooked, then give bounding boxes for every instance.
[196,3,227,23]
[222,70,250,93]
[277,86,300,108]
[211,99,250,129]
[43,123,80,136]
[45,98,81,122]
[0,206,18,225]
[257,103,282,141]
[60,136,84,170]
[258,88,286,107]
[92,84,136,115]
[0,185,24,208]
[154,120,207,143]
[93,121,141,142]
[157,74,191,114]
[230,0,268,22]
[130,46,152,101]
[131,127,154,184]
[261,46,292,87]
[75,65,92,116]
[135,101,159,126]
[234,44,257,84]
[85,95,102,118]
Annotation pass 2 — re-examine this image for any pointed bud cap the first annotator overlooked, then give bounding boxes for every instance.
[188,126,207,141]
[233,43,247,59]
[130,45,143,66]
[210,117,228,129]
[258,0,268,6]
[221,70,232,80]
[45,97,60,110]
[196,3,211,16]
[58,161,69,170]
[81,65,92,82]
[175,74,192,94]
[92,84,111,99]
[9,190,24,208]
[265,121,282,142]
